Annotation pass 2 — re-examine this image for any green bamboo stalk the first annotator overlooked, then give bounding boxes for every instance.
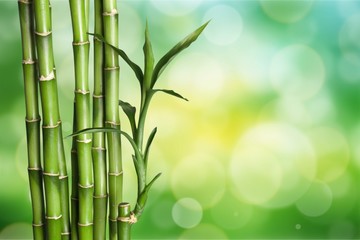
[69,0,93,239]
[33,0,63,239]
[70,103,79,240]
[18,1,45,239]
[117,203,133,240]
[102,1,122,239]
[92,0,107,238]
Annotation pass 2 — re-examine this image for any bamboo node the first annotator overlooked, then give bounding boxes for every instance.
[28,167,42,171]
[25,117,41,123]
[105,121,121,126]
[32,222,44,227]
[59,175,68,180]
[92,147,106,151]
[93,94,104,98]
[104,66,120,71]
[76,138,92,143]
[93,194,108,199]
[35,31,52,37]
[72,40,90,46]
[45,214,62,220]
[78,183,94,189]
[42,121,60,129]
[109,217,117,222]
[78,222,93,227]
[22,59,35,64]
[117,212,137,224]
[61,232,71,236]
[71,197,79,201]
[108,171,123,177]
[75,89,90,95]
[43,172,60,177]
[18,0,32,4]
[103,9,118,16]
[39,71,55,81]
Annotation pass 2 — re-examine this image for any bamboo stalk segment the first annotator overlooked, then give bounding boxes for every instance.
[18,1,46,235]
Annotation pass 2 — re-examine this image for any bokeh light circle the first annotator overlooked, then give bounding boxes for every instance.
[203,5,243,45]
[296,181,332,217]
[171,153,226,209]
[339,13,360,62]
[270,44,325,100]
[210,193,253,230]
[178,223,228,240]
[167,52,225,100]
[0,223,32,239]
[308,127,350,182]
[260,0,314,23]
[150,0,202,16]
[172,198,203,229]
[231,122,316,208]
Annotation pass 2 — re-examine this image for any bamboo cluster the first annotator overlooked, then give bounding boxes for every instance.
[18,0,208,239]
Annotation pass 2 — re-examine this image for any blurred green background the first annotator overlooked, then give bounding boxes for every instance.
[1,0,360,239]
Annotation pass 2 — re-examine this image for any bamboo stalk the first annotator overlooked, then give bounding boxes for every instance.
[92,0,107,238]
[69,0,93,239]
[70,103,79,240]
[33,0,64,238]
[18,1,46,239]
[102,1,122,239]
[117,203,133,240]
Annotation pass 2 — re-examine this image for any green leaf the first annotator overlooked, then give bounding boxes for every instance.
[143,21,154,90]
[119,100,137,138]
[150,21,210,88]
[150,89,188,101]
[67,127,142,161]
[88,33,144,85]
[134,172,162,217]
[144,127,157,167]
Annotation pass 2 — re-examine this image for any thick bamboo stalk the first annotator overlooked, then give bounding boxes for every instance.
[117,203,133,240]
[92,0,107,238]
[18,1,46,239]
[69,0,93,239]
[102,1,122,239]
[33,0,63,238]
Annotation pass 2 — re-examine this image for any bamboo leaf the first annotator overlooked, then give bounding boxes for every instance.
[119,100,137,138]
[151,21,210,88]
[67,127,142,161]
[143,21,154,90]
[144,127,157,167]
[150,89,188,101]
[134,172,162,217]
[88,33,144,84]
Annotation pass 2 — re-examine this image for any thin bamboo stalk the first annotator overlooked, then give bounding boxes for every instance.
[69,0,93,239]
[18,1,45,239]
[92,0,107,238]
[33,0,63,238]
[102,0,122,239]
[70,103,79,240]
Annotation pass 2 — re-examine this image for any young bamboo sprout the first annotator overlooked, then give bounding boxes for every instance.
[69,0,93,239]
[33,0,68,238]
[102,0,123,239]
[92,0,108,238]
[18,0,45,239]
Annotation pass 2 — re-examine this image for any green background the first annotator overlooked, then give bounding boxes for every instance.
[1,0,360,239]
